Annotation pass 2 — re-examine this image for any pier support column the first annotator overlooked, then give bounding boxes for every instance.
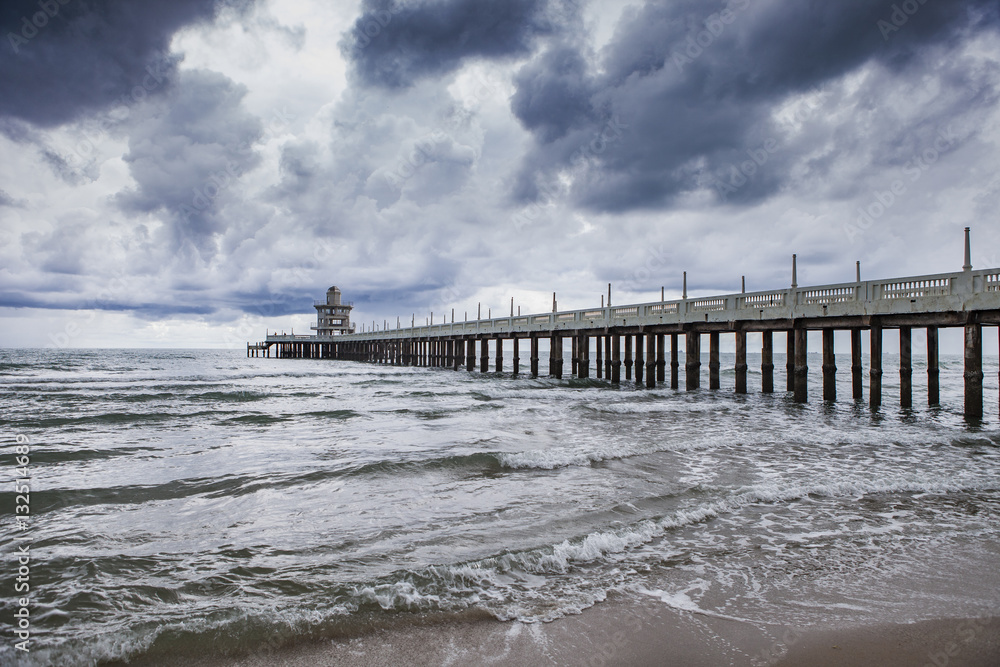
[761,331,774,394]
[965,323,983,420]
[579,334,589,378]
[735,330,747,394]
[709,332,720,390]
[466,339,475,372]
[927,327,939,405]
[596,335,603,379]
[611,335,621,384]
[899,327,912,409]
[670,334,679,390]
[786,331,795,392]
[624,335,633,380]
[454,339,463,371]
[635,334,644,386]
[870,322,883,411]
[513,338,520,377]
[495,337,503,373]
[685,332,700,390]
[530,336,539,378]
[480,338,489,373]
[646,332,656,389]
[604,335,612,379]
[794,327,808,403]
[551,335,563,379]
[656,334,666,383]
[571,336,579,377]
[851,329,863,400]
[822,329,836,402]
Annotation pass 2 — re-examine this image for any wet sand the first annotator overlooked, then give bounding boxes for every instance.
[118,594,999,666]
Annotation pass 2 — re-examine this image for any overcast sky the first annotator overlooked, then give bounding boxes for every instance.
[1,0,999,349]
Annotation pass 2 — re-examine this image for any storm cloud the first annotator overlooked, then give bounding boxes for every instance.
[0,0,250,128]
[0,0,998,347]
[508,0,1000,210]
[342,0,559,88]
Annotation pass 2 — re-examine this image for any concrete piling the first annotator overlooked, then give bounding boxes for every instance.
[686,332,700,390]
[899,327,912,409]
[735,330,747,394]
[927,326,939,405]
[761,331,774,394]
[822,329,836,402]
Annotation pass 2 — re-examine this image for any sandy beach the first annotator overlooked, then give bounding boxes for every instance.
[112,592,999,667]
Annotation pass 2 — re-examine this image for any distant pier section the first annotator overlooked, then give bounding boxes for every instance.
[251,229,1000,420]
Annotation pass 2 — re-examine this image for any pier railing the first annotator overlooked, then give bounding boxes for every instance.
[291,267,998,342]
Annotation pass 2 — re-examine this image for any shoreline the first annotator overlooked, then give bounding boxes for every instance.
[110,594,1000,666]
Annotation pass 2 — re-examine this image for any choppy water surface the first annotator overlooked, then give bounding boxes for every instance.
[1,348,999,665]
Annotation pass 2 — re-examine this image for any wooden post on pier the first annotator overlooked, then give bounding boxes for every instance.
[965,322,983,420]
[786,331,795,392]
[735,330,747,394]
[822,329,836,402]
[709,332,720,390]
[596,335,603,379]
[635,334,644,386]
[552,335,563,379]
[670,334,679,390]
[794,327,808,403]
[761,331,774,393]
[624,335,633,380]
[927,327,939,405]
[870,322,883,411]
[612,335,621,384]
[685,332,700,390]
[495,337,503,373]
[656,334,665,383]
[851,329,863,400]
[512,337,520,377]
[899,327,912,409]
[646,332,656,389]
[530,336,539,378]
[480,338,489,373]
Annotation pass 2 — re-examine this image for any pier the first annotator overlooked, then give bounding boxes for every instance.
[252,229,1000,420]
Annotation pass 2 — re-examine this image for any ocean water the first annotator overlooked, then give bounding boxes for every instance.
[1,347,999,666]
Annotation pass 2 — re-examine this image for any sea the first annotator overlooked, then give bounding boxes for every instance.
[1,346,999,666]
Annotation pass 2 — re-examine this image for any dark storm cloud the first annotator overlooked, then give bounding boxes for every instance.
[342,0,557,88]
[510,0,1000,211]
[114,68,264,255]
[0,0,251,128]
